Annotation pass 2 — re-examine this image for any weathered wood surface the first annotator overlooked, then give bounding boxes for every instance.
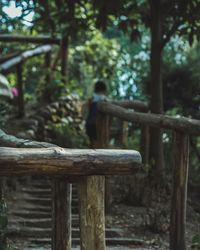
[0,34,60,44]
[0,45,52,72]
[98,102,200,135]
[112,100,149,112]
[0,129,54,148]
[0,147,141,176]
[52,179,71,250]
[79,176,105,250]
[170,132,189,250]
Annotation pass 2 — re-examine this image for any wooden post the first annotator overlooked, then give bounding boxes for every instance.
[121,121,128,145]
[140,125,149,166]
[170,132,189,250]
[16,63,24,117]
[61,37,69,83]
[78,111,107,250]
[79,176,105,250]
[96,111,112,213]
[52,179,71,250]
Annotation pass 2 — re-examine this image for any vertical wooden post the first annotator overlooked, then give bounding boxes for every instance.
[16,63,24,117]
[79,176,105,250]
[52,179,71,250]
[121,121,128,146]
[140,125,149,166]
[61,37,69,84]
[79,110,107,250]
[170,132,189,250]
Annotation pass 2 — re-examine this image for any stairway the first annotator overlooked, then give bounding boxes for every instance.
[6,177,144,250]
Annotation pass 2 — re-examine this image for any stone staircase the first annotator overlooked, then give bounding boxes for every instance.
[6,177,144,250]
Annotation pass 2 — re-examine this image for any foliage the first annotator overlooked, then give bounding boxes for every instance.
[69,30,120,98]
[47,121,88,148]
[192,234,200,249]
[0,102,12,127]
[163,43,200,117]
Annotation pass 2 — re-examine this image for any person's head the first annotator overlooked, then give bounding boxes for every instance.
[94,80,107,94]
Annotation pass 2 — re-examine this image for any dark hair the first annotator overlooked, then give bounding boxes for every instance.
[94,80,107,93]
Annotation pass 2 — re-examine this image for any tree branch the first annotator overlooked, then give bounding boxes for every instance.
[161,20,180,49]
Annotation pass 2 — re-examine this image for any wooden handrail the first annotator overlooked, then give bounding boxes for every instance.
[0,138,142,250]
[97,101,193,250]
[0,45,52,72]
[0,34,61,44]
[98,102,200,134]
[0,147,141,176]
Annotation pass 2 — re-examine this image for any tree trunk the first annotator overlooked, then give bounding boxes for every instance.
[79,176,106,250]
[149,0,164,180]
[52,179,71,250]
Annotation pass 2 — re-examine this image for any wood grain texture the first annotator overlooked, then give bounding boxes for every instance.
[79,176,105,250]
[52,180,71,250]
[170,132,189,250]
[98,102,200,135]
[0,147,142,176]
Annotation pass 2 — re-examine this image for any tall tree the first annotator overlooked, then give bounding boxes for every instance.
[92,0,200,180]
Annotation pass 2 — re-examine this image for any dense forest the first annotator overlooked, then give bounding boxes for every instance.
[1,1,200,250]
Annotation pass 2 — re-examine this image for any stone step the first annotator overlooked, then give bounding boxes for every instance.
[21,188,51,196]
[20,197,79,207]
[27,237,145,246]
[9,217,79,228]
[9,210,51,219]
[8,226,123,239]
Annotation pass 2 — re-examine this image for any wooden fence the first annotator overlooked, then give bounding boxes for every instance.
[97,101,200,250]
[0,146,141,250]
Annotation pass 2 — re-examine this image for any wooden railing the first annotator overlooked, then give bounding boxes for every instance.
[97,101,200,250]
[0,146,141,250]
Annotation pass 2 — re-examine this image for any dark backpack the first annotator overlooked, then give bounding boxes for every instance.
[86,100,98,125]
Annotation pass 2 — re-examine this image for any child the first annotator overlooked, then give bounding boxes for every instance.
[85,80,107,146]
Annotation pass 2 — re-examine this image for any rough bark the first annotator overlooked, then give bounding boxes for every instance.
[149,0,165,179]
[140,125,149,166]
[0,147,142,176]
[0,129,72,250]
[79,176,105,250]
[170,132,189,250]
[52,179,71,250]
[0,34,60,44]
[96,112,110,213]
[98,102,200,135]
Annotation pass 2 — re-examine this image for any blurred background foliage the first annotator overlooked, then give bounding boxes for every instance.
[1,1,200,247]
